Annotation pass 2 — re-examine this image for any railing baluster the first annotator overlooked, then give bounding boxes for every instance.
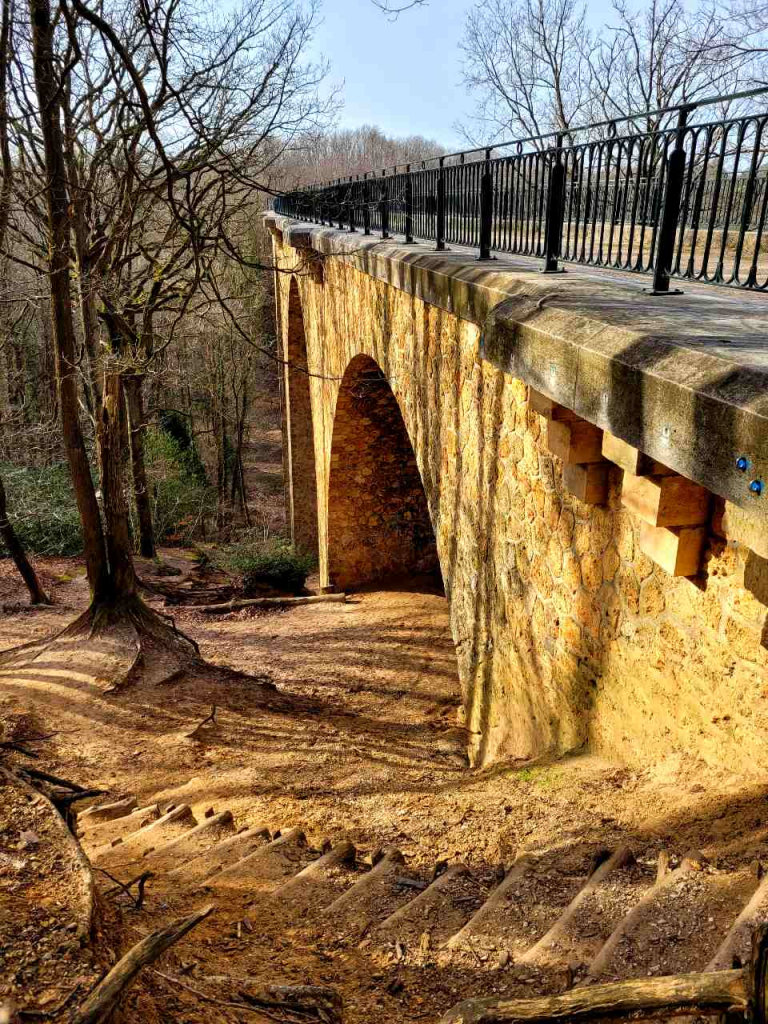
[404,164,414,243]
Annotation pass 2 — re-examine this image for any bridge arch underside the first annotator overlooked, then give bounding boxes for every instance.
[327,355,440,592]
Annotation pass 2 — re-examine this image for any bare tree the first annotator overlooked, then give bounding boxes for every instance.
[283,124,445,184]
[0,0,331,686]
[590,0,748,131]
[0,0,50,605]
[458,0,756,147]
[371,0,426,16]
[458,0,593,146]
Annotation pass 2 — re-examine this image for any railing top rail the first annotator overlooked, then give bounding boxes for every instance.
[295,85,768,185]
[275,83,768,294]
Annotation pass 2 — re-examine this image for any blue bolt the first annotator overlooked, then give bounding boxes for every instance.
[749,479,763,496]
[736,456,749,472]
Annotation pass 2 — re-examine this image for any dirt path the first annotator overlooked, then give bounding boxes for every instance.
[2,558,768,1022]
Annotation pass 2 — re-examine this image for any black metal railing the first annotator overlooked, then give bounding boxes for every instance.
[275,87,768,293]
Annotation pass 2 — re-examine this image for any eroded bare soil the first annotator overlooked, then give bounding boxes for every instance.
[1,555,768,1022]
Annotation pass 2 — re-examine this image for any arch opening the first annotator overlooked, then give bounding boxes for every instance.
[284,278,319,558]
[328,355,441,592]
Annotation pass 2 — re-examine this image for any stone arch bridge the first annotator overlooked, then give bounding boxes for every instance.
[266,212,768,774]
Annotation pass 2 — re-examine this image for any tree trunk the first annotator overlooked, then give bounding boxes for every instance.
[28,0,110,603]
[124,373,155,559]
[98,372,136,599]
[0,474,51,604]
[214,372,229,533]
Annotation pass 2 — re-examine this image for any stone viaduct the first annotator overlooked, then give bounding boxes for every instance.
[265,211,768,775]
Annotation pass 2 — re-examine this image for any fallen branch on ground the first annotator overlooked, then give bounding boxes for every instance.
[441,924,768,1024]
[20,767,90,791]
[199,594,349,615]
[71,903,215,1024]
[153,971,343,1024]
[97,867,154,909]
[186,705,217,740]
[0,741,38,758]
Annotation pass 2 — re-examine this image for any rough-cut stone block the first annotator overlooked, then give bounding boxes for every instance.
[622,473,711,528]
[602,432,673,477]
[528,387,579,421]
[722,501,768,560]
[563,462,609,505]
[547,419,604,464]
[638,522,706,577]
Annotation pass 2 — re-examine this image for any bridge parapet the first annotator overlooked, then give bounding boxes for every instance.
[268,212,768,773]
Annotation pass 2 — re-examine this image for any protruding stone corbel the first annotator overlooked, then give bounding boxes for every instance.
[602,432,674,477]
[622,472,712,577]
[638,523,707,577]
[529,387,609,505]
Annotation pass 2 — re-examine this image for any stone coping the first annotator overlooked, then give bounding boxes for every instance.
[266,213,768,522]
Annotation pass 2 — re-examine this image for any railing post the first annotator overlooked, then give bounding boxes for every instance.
[337,181,345,231]
[478,148,494,261]
[436,156,446,251]
[380,171,389,239]
[543,133,567,273]
[649,106,690,295]
[348,176,356,232]
[363,174,371,235]
[405,164,414,243]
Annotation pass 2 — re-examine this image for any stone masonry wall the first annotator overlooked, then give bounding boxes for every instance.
[283,278,319,557]
[276,241,768,775]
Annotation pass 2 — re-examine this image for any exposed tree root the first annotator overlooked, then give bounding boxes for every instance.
[0,594,201,693]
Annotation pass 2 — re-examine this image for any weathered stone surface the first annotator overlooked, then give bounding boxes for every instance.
[722,502,768,560]
[271,219,768,776]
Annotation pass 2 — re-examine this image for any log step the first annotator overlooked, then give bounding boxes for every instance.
[707,866,768,970]
[447,851,593,957]
[520,847,652,973]
[79,803,161,846]
[270,841,357,915]
[206,827,310,895]
[138,810,236,871]
[167,825,271,883]
[322,849,411,938]
[93,804,197,866]
[79,795,137,823]
[588,857,760,980]
[376,863,486,951]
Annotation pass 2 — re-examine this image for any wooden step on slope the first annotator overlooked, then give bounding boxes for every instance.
[206,827,311,896]
[707,866,768,969]
[270,840,357,915]
[79,795,137,823]
[376,863,486,951]
[520,847,652,974]
[588,855,760,981]
[322,849,411,938]
[91,804,197,865]
[137,810,236,871]
[447,850,593,958]
[79,802,161,845]
[168,825,272,883]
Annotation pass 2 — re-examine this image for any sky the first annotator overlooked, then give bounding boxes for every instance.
[306,0,474,149]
